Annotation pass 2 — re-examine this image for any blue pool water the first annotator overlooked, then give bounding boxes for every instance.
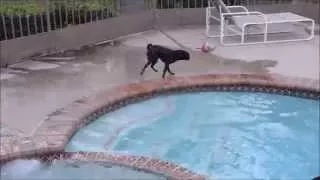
[66,92,320,179]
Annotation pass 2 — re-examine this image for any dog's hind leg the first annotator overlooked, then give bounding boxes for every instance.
[140,61,151,75]
[162,64,169,79]
[167,65,175,75]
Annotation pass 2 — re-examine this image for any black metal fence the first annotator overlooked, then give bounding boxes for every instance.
[0,0,119,41]
[0,0,319,41]
[153,0,298,9]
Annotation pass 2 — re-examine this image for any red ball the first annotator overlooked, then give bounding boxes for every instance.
[201,43,209,53]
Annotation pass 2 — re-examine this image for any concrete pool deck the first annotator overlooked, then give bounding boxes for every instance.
[1,25,319,138]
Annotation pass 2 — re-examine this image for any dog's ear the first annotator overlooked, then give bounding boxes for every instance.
[147,44,152,50]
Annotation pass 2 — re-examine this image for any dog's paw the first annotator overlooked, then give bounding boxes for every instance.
[151,67,158,72]
[167,75,175,80]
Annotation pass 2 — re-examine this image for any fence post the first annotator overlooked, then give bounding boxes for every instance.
[45,0,51,31]
[117,0,121,15]
[0,42,3,66]
[151,0,159,29]
[152,0,157,9]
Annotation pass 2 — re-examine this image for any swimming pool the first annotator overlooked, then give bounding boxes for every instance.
[65,92,319,179]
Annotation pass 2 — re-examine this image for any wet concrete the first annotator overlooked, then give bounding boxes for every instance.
[163,25,319,80]
[0,27,319,137]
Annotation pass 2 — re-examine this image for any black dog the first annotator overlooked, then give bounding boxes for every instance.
[313,176,320,180]
[140,44,190,79]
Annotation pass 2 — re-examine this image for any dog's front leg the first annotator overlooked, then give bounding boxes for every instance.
[140,62,151,76]
[151,61,158,72]
[151,65,158,72]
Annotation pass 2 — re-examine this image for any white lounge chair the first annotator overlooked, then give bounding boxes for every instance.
[206,0,315,46]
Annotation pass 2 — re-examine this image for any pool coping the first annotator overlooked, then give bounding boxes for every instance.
[1,151,202,180]
[1,73,319,179]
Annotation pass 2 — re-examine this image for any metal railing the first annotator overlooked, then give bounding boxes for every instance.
[0,0,119,41]
[154,0,319,8]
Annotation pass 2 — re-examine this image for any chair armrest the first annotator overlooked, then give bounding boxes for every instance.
[207,6,249,14]
[226,6,249,13]
[221,11,267,23]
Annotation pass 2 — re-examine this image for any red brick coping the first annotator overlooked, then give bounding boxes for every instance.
[1,73,319,179]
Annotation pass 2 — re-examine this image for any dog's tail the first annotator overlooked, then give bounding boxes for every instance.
[147,43,152,50]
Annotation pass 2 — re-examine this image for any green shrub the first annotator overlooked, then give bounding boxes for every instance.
[0,0,117,16]
[0,1,44,16]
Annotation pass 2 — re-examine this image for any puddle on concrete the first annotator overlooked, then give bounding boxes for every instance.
[10,61,60,71]
[250,59,278,68]
[21,32,278,77]
[0,68,31,81]
[188,49,278,74]
[2,35,279,90]
[0,73,17,81]
[4,43,277,87]
[0,123,25,137]
[35,40,122,62]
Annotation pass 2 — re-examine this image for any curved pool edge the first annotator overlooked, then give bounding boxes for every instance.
[1,73,319,179]
[0,152,204,180]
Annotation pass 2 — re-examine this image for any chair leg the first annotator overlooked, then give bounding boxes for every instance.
[308,20,315,40]
[264,23,268,42]
[241,27,245,44]
[220,16,225,44]
[206,8,210,36]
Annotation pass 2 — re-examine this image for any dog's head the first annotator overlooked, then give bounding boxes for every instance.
[174,50,190,61]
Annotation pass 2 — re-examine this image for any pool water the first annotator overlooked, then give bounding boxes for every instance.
[0,159,166,180]
[66,92,320,179]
